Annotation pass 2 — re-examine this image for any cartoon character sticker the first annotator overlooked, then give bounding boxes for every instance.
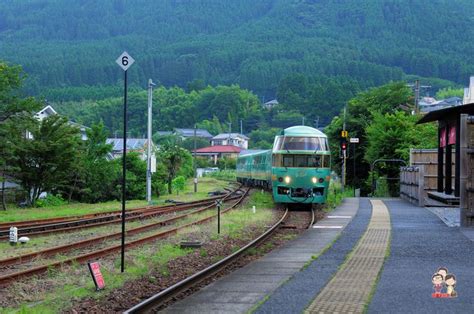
[431,267,458,298]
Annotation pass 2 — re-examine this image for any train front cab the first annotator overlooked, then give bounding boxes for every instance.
[271,134,331,204]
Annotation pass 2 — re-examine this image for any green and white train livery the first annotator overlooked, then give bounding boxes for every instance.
[236,126,331,204]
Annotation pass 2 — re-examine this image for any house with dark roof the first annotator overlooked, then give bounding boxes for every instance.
[193,145,243,165]
[211,133,249,149]
[175,128,213,140]
[106,138,156,161]
[263,99,279,109]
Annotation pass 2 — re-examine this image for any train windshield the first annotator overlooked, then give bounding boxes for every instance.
[273,154,330,168]
[273,136,328,151]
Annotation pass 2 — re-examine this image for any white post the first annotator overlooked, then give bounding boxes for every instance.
[146,79,155,204]
[9,227,18,245]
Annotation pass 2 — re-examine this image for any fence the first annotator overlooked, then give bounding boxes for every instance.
[400,165,425,207]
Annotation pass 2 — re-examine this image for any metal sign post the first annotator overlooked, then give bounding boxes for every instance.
[147,79,155,204]
[116,51,135,273]
[216,200,222,234]
[350,138,359,196]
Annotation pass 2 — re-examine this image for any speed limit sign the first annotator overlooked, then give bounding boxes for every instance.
[116,51,135,71]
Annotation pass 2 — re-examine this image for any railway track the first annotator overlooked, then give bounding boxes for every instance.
[0,188,250,286]
[124,205,315,313]
[0,185,241,239]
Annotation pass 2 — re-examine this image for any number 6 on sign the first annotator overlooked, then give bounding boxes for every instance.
[116,51,135,71]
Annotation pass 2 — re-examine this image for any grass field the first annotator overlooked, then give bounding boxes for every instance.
[0,178,232,223]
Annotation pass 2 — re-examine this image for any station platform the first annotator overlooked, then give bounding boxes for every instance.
[162,198,474,313]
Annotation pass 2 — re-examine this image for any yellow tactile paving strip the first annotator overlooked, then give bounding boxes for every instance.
[305,200,391,314]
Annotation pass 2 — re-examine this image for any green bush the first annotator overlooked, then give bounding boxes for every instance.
[36,194,67,207]
[206,170,236,181]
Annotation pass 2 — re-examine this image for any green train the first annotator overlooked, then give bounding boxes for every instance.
[236,126,331,205]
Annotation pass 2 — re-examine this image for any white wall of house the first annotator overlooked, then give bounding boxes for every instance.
[211,134,248,149]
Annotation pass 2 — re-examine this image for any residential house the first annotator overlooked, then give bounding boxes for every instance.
[193,145,243,165]
[175,128,213,140]
[105,138,156,162]
[34,105,88,140]
[263,99,279,110]
[420,97,463,113]
[211,133,249,149]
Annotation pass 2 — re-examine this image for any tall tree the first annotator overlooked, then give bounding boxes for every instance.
[4,114,81,206]
[157,140,192,194]
[0,62,41,209]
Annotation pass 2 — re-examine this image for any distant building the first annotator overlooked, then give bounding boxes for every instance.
[420,97,463,113]
[263,99,279,109]
[33,105,88,140]
[106,138,156,162]
[174,128,213,140]
[463,76,474,104]
[193,145,243,165]
[211,133,249,149]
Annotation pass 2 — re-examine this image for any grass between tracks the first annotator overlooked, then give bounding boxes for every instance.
[0,190,275,314]
[0,178,231,223]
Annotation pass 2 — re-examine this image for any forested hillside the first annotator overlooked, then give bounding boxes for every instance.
[1,0,473,128]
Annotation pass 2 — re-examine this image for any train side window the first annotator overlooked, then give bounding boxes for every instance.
[283,156,293,167]
[308,156,321,167]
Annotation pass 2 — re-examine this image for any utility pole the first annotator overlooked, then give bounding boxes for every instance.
[240,119,243,135]
[407,80,431,114]
[193,124,197,193]
[342,105,347,192]
[228,122,231,144]
[315,116,320,129]
[146,79,155,204]
[302,116,305,126]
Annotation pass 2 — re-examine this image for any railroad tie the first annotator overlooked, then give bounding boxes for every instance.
[305,200,391,314]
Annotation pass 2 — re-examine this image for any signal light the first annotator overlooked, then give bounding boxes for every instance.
[340,137,347,151]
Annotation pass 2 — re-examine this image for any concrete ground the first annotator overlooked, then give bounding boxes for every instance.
[368,199,474,313]
[161,198,363,314]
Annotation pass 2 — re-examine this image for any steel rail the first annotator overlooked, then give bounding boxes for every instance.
[0,184,240,231]
[308,207,315,228]
[0,188,249,286]
[0,186,242,238]
[0,195,240,268]
[124,205,289,314]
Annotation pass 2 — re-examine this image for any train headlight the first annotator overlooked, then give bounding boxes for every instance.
[312,177,317,184]
[284,176,291,184]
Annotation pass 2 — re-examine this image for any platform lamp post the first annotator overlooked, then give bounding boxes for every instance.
[116,51,135,273]
[146,79,156,204]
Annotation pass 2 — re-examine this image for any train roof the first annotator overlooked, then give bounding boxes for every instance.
[239,149,270,157]
[280,125,327,137]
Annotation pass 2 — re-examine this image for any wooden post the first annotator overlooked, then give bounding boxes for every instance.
[460,114,470,226]
[455,116,461,197]
[437,126,444,192]
[445,124,453,195]
[418,165,425,207]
